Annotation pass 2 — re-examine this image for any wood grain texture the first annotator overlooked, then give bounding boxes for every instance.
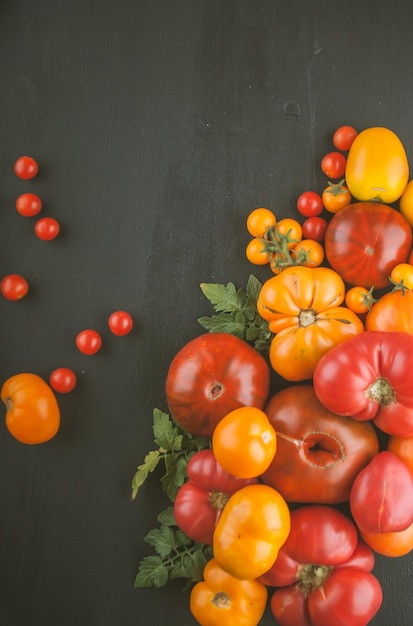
[1,0,412,624]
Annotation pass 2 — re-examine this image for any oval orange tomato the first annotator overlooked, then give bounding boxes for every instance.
[365,290,413,334]
[361,522,413,558]
[1,373,60,444]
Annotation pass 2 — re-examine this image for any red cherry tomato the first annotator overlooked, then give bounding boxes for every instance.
[49,368,77,393]
[0,274,29,301]
[333,125,358,151]
[14,156,39,180]
[296,191,323,217]
[35,217,60,241]
[16,193,42,217]
[76,329,102,355]
[301,216,328,242]
[321,151,347,179]
[108,310,134,336]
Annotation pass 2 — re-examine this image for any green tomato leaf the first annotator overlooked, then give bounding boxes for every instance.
[199,281,247,313]
[153,409,183,452]
[197,314,245,337]
[131,449,161,500]
[134,556,169,588]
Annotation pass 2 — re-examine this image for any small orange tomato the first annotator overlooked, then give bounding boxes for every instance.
[390,263,413,291]
[213,483,291,580]
[361,522,413,557]
[245,238,269,265]
[322,180,352,213]
[275,218,302,248]
[345,286,376,314]
[291,239,325,267]
[190,558,268,626]
[212,407,277,479]
[399,179,413,227]
[1,373,60,444]
[246,208,276,237]
[387,435,413,476]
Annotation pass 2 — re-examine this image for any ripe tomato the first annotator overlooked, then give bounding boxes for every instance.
[14,155,39,179]
[1,373,60,444]
[313,331,413,437]
[35,217,60,241]
[345,286,376,314]
[174,449,257,545]
[322,180,352,213]
[49,368,77,393]
[365,290,413,334]
[291,239,324,267]
[296,191,323,217]
[345,126,409,203]
[213,483,290,580]
[390,263,413,291]
[76,329,102,355]
[325,202,412,289]
[301,216,327,242]
[332,125,358,151]
[108,310,134,335]
[399,179,413,226]
[320,151,346,179]
[275,218,302,248]
[165,333,270,438]
[261,385,379,504]
[361,522,413,558]
[0,274,29,301]
[245,237,269,265]
[16,193,42,217]
[387,434,413,476]
[246,208,276,237]
[212,407,277,479]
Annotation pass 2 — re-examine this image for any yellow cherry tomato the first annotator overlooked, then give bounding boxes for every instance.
[345,286,376,314]
[246,208,276,237]
[399,180,413,226]
[275,218,302,248]
[390,263,413,291]
[291,238,325,267]
[245,238,270,265]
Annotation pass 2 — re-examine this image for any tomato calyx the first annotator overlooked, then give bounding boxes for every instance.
[389,275,412,296]
[260,226,300,272]
[298,308,316,327]
[297,563,334,595]
[324,179,347,196]
[366,377,396,407]
[212,591,231,608]
[208,490,230,510]
[277,430,345,470]
[207,381,224,401]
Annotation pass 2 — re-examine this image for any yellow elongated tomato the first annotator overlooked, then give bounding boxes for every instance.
[345,127,409,203]
[400,179,413,226]
[212,406,277,479]
[190,558,267,626]
[257,266,364,381]
[1,373,60,444]
[213,483,291,580]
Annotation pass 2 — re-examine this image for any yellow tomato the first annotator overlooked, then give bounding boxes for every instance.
[345,127,409,204]
[400,180,413,226]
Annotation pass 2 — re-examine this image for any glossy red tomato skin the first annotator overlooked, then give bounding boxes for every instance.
[14,155,38,179]
[313,331,413,437]
[165,333,270,437]
[302,216,328,242]
[173,449,257,545]
[261,385,379,504]
[333,126,358,151]
[35,217,60,241]
[0,274,29,301]
[108,311,134,335]
[320,152,347,179]
[16,193,42,217]
[49,368,77,393]
[296,191,323,217]
[76,329,102,355]
[325,202,412,288]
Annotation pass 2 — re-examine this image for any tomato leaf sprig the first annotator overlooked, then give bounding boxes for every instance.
[197,274,272,351]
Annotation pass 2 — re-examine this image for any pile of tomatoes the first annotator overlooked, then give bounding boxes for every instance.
[157,125,413,625]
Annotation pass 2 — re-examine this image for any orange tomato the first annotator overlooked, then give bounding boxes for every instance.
[361,522,413,557]
[1,373,60,444]
[275,218,302,248]
[190,558,268,626]
[245,237,270,265]
[399,179,413,226]
[257,266,364,381]
[322,180,352,213]
[365,290,413,333]
[390,263,413,291]
[212,406,277,479]
[291,239,325,267]
[387,435,413,476]
[345,286,376,314]
[213,483,290,580]
[246,208,276,237]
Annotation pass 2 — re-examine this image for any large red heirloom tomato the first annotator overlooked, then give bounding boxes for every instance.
[313,331,413,437]
[165,333,270,437]
[261,386,379,504]
[261,505,382,626]
[324,202,412,289]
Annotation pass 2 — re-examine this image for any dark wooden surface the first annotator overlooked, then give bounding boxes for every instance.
[1,1,413,624]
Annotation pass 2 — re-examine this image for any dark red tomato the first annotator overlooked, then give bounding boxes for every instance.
[313,331,413,437]
[16,193,42,217]
[350,451,413,534]
[320,151,346,179]
[0,274,29,301]
[76,329,102,355]
[14,155,39,179]
[35,217,60,241]
[174,449,257,544]
[333,125,358,151]
[302,216,328,242]
[108,310,134,336]
[261,385,379,504]
[49,368,77,393]
[265,506,382,626]
[296,191,323,217]
[325,202,412,288]
[165,333,270,437]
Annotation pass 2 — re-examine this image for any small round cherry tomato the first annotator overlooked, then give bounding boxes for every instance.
[302,216,328,242]
[322,180,352,213]
[108,310,134,336]
[296,191,323,217]
[246,237,269,265]
[275,218,302,248]
[246,208,276,237]
[49,368,77,393]
[291,239,325,267]
[321,151,347,179]
[35,217,60,241]
[0,274,29,301]
[76,329,102,355]
[345,286,376,314]
[212,406,277,479]
[332,125,358,151]
[14,156,39,180]
[390,263,413,291]
[16,193,42,217]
